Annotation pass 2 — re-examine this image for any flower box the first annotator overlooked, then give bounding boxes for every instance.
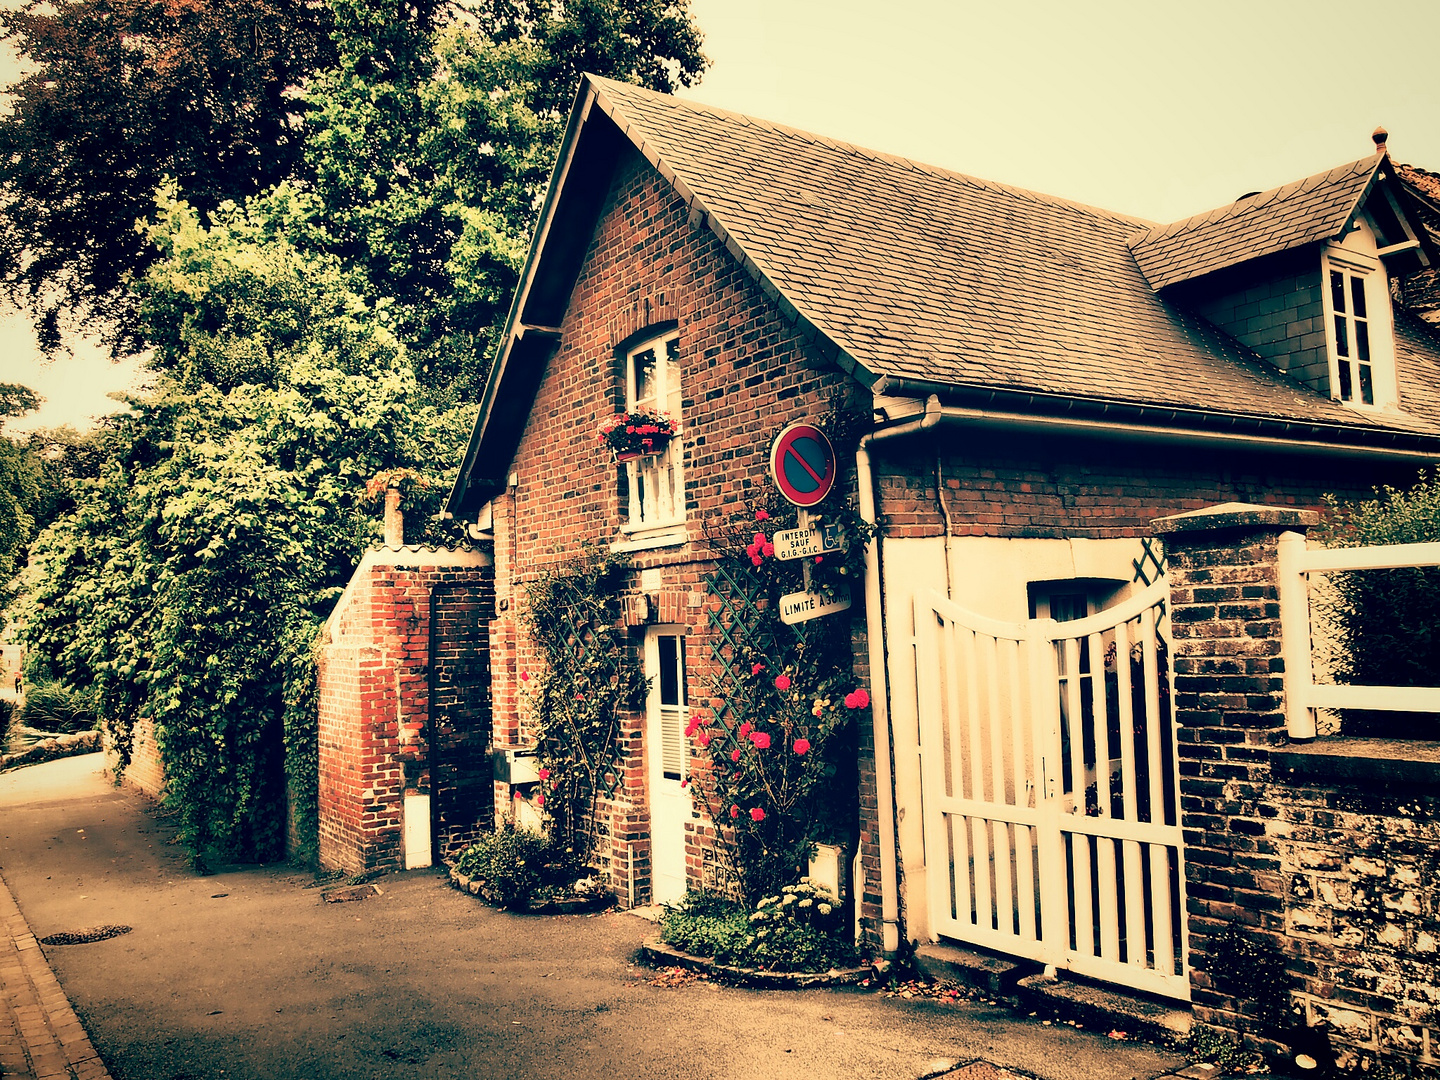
[599,409,676,459]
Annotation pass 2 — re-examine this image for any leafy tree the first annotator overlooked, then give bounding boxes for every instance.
[0,0,337,351]
[302,0,707,399]
[17,191,471,863]
[0,382,41,585]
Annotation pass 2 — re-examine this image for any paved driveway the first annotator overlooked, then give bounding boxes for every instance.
[0,755,1187,1080]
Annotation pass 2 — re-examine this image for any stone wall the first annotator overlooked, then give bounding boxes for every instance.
[1158,503,1440,1075]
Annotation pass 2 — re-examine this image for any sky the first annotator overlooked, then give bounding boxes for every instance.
[3,0,1439,431]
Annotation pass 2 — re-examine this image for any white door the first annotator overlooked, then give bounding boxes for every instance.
[645,627,691,905]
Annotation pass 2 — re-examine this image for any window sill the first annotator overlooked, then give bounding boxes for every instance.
[611,526,689,554]
[1270,737,1440,786]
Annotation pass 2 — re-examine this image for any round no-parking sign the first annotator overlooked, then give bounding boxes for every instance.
[769,422,837,508]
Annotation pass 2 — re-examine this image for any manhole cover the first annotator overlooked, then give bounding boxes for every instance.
[322,884,380,903]
[40,925,132,945]
[923,1063,1028,1080]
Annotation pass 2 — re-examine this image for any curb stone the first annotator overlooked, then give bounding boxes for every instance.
[639,937,870,989]
[0,871,113,1080]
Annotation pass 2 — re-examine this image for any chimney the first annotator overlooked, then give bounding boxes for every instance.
[1373,125,1388,154]
[383,484,404,547]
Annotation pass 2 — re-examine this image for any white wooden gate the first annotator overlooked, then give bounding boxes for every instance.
[915,579,1189,1000]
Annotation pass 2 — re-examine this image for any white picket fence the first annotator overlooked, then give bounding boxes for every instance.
[1277,534,1440,738]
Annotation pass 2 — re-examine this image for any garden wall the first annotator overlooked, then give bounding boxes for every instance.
[1158,502,1440,1075]
[317,545,493,875]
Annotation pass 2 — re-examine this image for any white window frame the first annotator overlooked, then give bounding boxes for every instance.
[617,332,686,548]
[1322,221,1398,411]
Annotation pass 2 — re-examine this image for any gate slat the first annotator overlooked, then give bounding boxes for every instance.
[1061,636,1090,954]
[944,619,973,923]
[1123,838,1146,967]
[1141,607,1166,825]
[984,635,1014,935]
[961,628,993,928]
[1089,632,1112,820]
[1007,638,1037,943]
[1096,837,1120,962]
[1149,842,1176,975]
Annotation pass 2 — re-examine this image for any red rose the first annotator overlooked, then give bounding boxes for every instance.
[754,509,769,521]
[730,805,740,819]
[793,738,811,755]
[749,807,765,822]
[749,731,771,749]
[774,674,791,691]
[751,662,765,675]
[731,748,741,762]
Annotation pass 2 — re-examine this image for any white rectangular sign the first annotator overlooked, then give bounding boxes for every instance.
[772,522,846,561]
[778,583,852,624]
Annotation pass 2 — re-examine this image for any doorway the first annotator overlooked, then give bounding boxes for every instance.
[645,626,691,905]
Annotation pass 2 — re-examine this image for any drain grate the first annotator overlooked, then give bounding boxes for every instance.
[40,925,132,946]
[322,884,380,904]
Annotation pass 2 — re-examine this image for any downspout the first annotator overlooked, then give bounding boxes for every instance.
[856,393,941,956]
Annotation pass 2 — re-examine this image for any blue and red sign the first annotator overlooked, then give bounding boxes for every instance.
[769,422,837,508]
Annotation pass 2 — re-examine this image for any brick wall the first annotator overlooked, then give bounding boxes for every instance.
[490,144,871,920]
[318,548,493,874]
[1158,504,1440,1075]
[875,430,1418,542]
[111,715,165,799]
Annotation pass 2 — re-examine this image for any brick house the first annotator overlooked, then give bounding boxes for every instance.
[444,76,1440,997]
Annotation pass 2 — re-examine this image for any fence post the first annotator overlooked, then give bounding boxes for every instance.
[1151,503,1319,1036]
[1276,530,1316,741]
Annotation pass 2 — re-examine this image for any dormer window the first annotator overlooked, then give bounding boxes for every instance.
[1329,265,1374,405]
[1322,218,1398,411]
[619,331,687,546]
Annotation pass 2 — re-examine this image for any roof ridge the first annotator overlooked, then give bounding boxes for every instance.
[585,74,1157,230]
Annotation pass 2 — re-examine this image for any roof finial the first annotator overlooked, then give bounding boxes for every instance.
[1373,125,1389,153]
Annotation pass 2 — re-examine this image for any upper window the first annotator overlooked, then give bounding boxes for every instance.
[622,333,685,537]
[1328,265,1375,406]
[1322,219,1398,411]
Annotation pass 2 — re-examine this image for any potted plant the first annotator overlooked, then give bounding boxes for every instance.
[598,409,676,462]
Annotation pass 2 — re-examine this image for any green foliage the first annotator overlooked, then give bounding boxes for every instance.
[0,0,338,351]
[16,680,97,734]
[1187,1024,1270,1074]
[0,697,14,746]
[659,882,859,973]
[1199,925,1294,1031]
[1320,477,1440,737]
[15,190,467,866]
[452,824,553,908]
[523,545,649,865]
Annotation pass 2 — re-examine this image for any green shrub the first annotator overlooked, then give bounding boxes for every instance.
[1187,1024,1269,1074]
[17,680,96,734]
[1321,478,1440,738]
[453,825,553,908]
[659,880,860,973]
[0,697,13,745]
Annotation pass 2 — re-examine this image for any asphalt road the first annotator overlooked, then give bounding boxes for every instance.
[0,755,1188,1080]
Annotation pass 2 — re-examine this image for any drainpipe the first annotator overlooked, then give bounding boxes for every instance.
[856,394,941,956]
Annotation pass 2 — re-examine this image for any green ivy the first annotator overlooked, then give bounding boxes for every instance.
[521,545,648,866]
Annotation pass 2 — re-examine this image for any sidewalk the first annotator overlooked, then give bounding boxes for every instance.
[0,873,110,1080]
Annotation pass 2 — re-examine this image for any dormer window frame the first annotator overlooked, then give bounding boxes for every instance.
[1321,229,1398,412]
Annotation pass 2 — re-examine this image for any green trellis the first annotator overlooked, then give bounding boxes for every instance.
[703,562,814,735]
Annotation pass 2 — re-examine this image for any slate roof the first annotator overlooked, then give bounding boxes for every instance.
[1127,156,1383,292]
[585,78,1440,436]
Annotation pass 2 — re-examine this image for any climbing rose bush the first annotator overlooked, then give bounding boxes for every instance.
[687,653,870,902]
